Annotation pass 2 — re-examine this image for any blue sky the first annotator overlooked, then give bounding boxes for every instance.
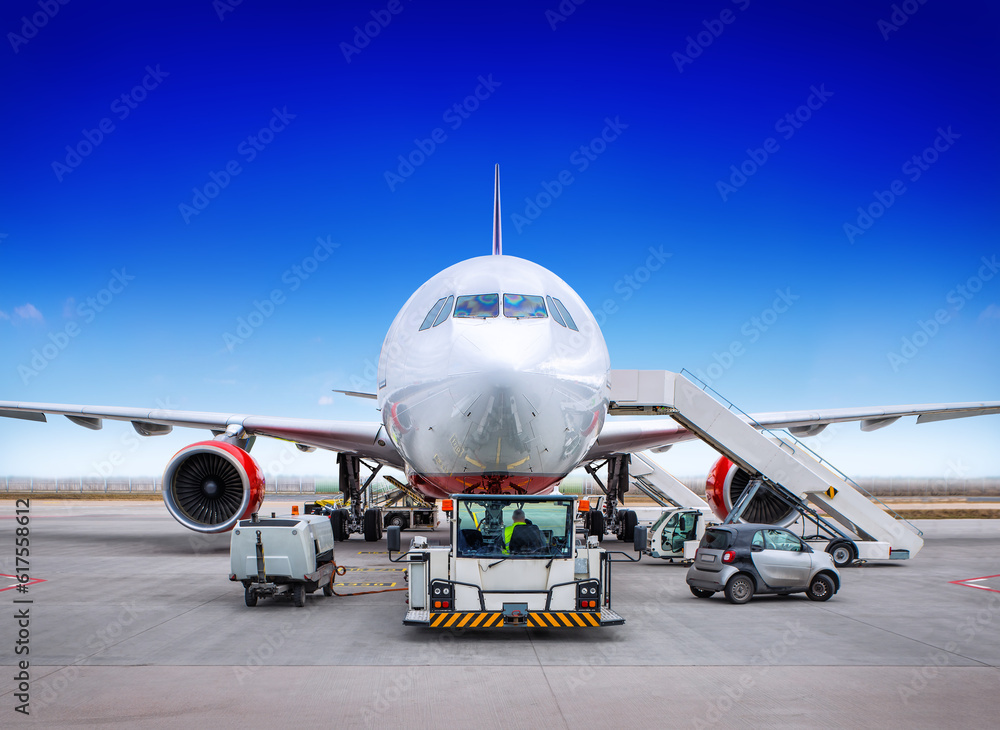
[1,0,997,480]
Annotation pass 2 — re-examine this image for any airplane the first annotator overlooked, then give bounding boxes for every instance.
[2,165,999,536]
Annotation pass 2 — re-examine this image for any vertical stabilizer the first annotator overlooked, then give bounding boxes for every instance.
[492,164,502,255]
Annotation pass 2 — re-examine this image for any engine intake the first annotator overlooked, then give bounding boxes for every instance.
[162,441,265,533]
[706,456,797,527]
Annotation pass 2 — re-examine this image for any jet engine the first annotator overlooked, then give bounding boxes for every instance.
[162,441,265,533]
[705,456,797,527]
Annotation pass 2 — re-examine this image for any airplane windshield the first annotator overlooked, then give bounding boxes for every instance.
[454,294,499,318]
[550,297,578,331]
[419,297,448,331]
[455,499,575,559]
[503,294,547,319]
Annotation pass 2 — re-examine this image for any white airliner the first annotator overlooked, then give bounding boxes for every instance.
[2,166,998,534]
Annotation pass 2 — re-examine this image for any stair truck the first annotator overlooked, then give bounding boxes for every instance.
[390,494,645,628]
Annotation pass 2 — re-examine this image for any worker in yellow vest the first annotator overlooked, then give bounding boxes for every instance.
[503,509,528,553]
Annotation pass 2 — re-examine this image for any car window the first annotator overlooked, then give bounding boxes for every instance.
[700,528,732,550]
[763,529,802,552]
[752,531,764,549]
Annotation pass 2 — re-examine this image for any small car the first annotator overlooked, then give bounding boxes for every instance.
[685,523,840,604]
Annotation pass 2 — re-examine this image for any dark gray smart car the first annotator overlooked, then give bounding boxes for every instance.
[686,523,840,604]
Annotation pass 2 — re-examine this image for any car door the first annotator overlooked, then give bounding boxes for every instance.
[750,529,813,587]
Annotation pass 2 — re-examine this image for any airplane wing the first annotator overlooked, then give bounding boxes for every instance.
[0,400,403,467]
[583,401,1000,461]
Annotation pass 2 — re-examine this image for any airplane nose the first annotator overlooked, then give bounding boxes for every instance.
[449,328,548,376]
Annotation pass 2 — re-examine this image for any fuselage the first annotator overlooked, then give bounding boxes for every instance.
[377,255,610,498]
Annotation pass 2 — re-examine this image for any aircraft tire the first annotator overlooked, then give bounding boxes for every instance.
[363,508,380,542]
[589,510,605,542]
[620,510,638,543]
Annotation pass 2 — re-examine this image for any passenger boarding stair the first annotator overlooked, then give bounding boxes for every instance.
[629,452,711,513]
[609,370,924,559]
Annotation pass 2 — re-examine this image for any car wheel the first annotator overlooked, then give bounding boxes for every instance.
[724,574,754,604]
[244,586,257,607]
[807,574,835,602]
[690,586,714,598]
[827,541,855,568]
[292,583,306,607]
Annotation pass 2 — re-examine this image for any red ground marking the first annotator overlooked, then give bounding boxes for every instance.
[0,574,46,592]
[949,574,1000,593]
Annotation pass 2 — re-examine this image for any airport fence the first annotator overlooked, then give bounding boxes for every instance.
[2,475,999,497]
[573,475,1000,499]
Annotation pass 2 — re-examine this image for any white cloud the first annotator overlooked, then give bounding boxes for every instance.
[13,303,43,323]
[978,303,1000,324]
[318,395,334,406]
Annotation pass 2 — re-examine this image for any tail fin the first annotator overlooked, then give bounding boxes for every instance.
[492,164,502,255]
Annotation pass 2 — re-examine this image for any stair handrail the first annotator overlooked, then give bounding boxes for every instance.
[679,369,923,537]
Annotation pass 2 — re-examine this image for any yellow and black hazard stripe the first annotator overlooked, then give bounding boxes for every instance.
[429,612,504,628]
[427,611,603,628]
[527,611,601,627]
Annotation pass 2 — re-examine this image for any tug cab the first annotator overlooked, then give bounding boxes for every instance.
[394,494,644,628]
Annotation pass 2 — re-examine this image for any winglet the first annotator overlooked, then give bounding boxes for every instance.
[492,164,502,255]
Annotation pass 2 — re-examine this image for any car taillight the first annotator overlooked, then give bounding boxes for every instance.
[722,550,735,564]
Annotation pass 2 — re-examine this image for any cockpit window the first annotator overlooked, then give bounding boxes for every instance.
[546,296,566,327]
[432,295,454,327]
[419,297,448,331]
[454,294,499,318]
[549,297,578,331]
[503,294,547,319]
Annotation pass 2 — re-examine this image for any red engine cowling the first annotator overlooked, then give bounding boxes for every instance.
[705,456,797,526]
[162,441,265,533]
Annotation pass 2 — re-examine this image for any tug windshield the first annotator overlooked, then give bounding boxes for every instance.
[455,498,575,559]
